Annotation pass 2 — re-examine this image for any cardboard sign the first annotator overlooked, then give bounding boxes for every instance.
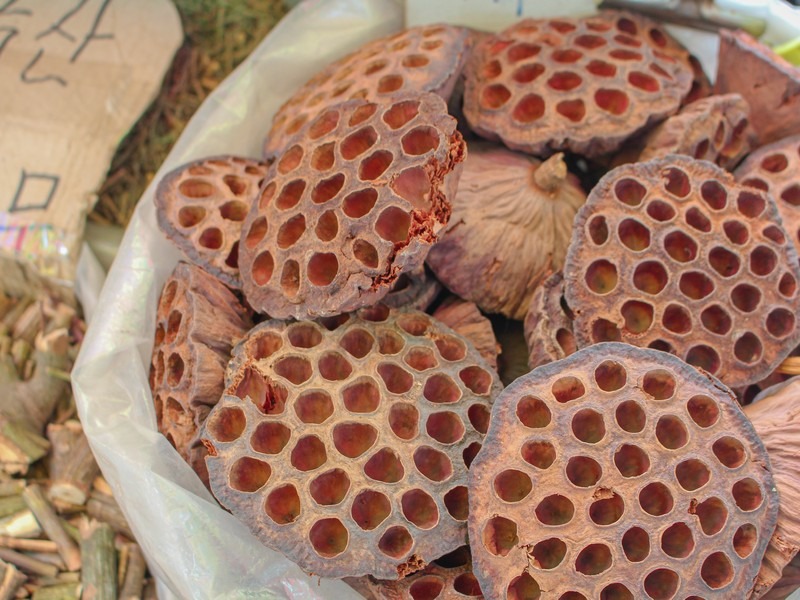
[0,0,182,281]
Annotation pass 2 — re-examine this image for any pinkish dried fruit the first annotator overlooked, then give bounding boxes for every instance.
[201,307,501,579]
[523,272,576,369]
[469,343,778,599]
[155,156,269,288]
[383,267,442,312]
[634,93,755,169]
[264,24,470,158]
[564,155,800,388]
[462,11,694,158]
[427,145,585,319]
[735,134,800,261]
[433,297,500,369]
[239,93,465,320]
[149,262,252,480]
[715,30,800,145]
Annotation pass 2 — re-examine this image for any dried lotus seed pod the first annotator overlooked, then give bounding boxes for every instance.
[239,93,465,320]
[462,11,694,158]
[564,155,800,388]
[149,262,252,473]
[735,134,800,263]
[349,545,484,599]
[155,156,269,288]
[426,145,585,320]
[469,342,778,599]
[264,24,470,158]
[201,306,501,579]
[715,30,800,145]
[433,296,500,370]
[383,267,442,312]
[744,377,800,598]
[636,94,755,170]
[523,272,576,369]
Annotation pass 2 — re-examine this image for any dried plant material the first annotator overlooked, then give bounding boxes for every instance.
[635,93,755,169]
[433,297,499,369]
[523,272,576,369]
[744,377,800,598]
[350,545,484,599]
[735,134,800,261]
[469,343,778,599]
[201,306,501,579]
[149,262,251,472]
[685,54,713,105]
[383,267,442,312]
[427,146,585,320]
[715,30,800,145]
[564,155,800,388]
[155,155,270,289]
[762,554,800,600]
[79,519,117,600]
[462,11,694,158]
[46,420,100,508]
[263,24,470,158]
[240,93,465,320]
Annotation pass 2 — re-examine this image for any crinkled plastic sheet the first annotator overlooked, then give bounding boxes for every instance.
[72,1,402,598]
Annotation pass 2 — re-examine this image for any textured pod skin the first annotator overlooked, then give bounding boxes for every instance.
[469,343,778,600]
[264,24,471,158]
[715,30,800,145]
[635,93,756,170]
[240,93,466,320]
[462,11,693,158]
[382,267,442,312]
[426,145,585,320]
[149,262,252,479]
[155,155,270,288]
[564,155,800,388]
[201,306,501,579]
[736,134,800,264]
[433,297,500,370]
[523,272,576,369]
[745,378,800,598]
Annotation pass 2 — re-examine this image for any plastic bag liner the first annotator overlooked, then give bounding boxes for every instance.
[72,1,402,598]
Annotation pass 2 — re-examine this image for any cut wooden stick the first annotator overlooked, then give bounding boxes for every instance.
[118,544,144,600]
[0,538,57,554]
[79,520,115,600]
[85,496,132,541]
[30,582,80,600]
[0,549,57,579]
[46,423,99,508]
[0,512,42,539]
[777,356,800,376]
[0,557,26,600]
[21,487,80,572]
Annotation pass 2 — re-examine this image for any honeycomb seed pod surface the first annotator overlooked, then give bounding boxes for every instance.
[426,145,586,320]
[638,93,755,170]
[462,11,693,158]
[351,545,484,599]
[564,154,800,388]
[239,93,465,320]
[155,156,270,289]
[201,305,502,579]
[735,134,800,263]
[432,297,500,370]
[523,272,576,369]
[264,24,470,158]
[149,262,252,464]
[469,342,778,599]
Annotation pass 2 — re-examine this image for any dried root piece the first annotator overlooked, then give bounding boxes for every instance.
[155,156,269,289]
[564,155,800,388]
[635,93,755,169]
[462,11,693,158]
[426,146,585,319]
[383,267,442,312]
[523,272,576,369]
[735,134,800,260]
[46,420,100,507]
[469,343,778,599]
[715,30,800,145]
[432,297,500,370]
[149,262,251,469]
[240,93,465,320]
[350,545,484,599]
[744,377,800,598]
[201,306,501,579]
[264,25,470,157]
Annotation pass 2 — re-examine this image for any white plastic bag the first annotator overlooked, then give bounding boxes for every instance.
[72,2,402,598]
